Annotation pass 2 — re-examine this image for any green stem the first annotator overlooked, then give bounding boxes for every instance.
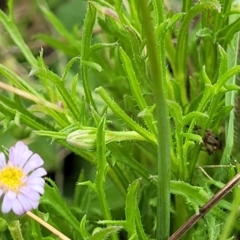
[182,0,193,12]
[220,0,240,165]
[8,220,24,240]
[139,1,170,239]
[219,186,240,240]
[214,4,240,235]
[81,3,97,110]
[95,116,117,240]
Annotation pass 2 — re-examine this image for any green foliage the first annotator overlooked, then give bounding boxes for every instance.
[0,0,240,239]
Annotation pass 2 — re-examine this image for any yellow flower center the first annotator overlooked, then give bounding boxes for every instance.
[0,166,25,192]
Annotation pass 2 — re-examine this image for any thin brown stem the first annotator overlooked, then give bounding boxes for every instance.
[169,172,240,240]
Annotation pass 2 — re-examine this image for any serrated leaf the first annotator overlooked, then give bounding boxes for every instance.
[87,226,122,240]
[217,17,240,45]
[35,130,67,140]
[41,179,80,234]
[201,66,212,85]
[77,181,96,192]
[171,180,208,214]
[181,133,202,143]
[89,42,118,56]
[182,111,209,125]
[80,215,91,238]
[125,179,141,236]
[218,45,227,77]
[224,84,240,91]
[196,27,213,38]
[62,57,81,81]
[81,3,96,57]
[82,60,103,72]
[213,106,233,122]
[167,100,183,125]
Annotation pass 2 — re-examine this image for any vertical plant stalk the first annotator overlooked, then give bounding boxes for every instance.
[139,1,170,239]
[81,3,97,110]
[95,116,117,240]
[8,220,24,240]
[220,0,240,165]
[220,0,240,238]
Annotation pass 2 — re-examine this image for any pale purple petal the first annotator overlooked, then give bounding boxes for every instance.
[19,188,41,201]
[0,142,46,215]
[9,142,29,165]
[2,198,12,213]
[12,199,25,215]
[17,150,33,168]
[17,194,32,212]
[26,184,45,194]
[5,191,17,200]
[2,191,17,213]
[26,177,45,186]
[23,154,44,174]
[28,168,47,178]
[22,195,40,210]
[29,199,40,209]
[18,190,40,210]
[0,153,6,168]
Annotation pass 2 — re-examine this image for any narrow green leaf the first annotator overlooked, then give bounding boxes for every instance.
[119,47,147,111]
[0,10,38,67]
[217,17,240,45]
[182,112,209,125]
[214,65,240,91]
[95,116,117,240]
[41,179,80,233]
[213,106,233,125]
[76,181,96,192]
[0,63,41,98]
[170,181,207,214]
[36,34,77,56]
[62,57,81,81]
[156,13,185,37]
[167,100,183,126]
[119,47,156,134]
[201,66,212,85]
[181,133,202,143]
[39,6,80,49]
[0,101,53,131]
[30,211,43,240]
[218,45,228,77]
[224,84,240,91]
[125,26,147,85]
[115,0,125,23]
[34,68,80,120]
[82,60,103,72]
[125,179,140,233]
[81,3,97,109]
[87,226,122,240]
[35,131,67,140]
[95,86,157,145]
[89,42,118,56]
[175,1,221,104]
[79,215,91,239]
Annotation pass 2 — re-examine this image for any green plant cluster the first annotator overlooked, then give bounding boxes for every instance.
[0,0,240,239]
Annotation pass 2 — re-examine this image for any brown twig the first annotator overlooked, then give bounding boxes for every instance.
[169,172,240,240]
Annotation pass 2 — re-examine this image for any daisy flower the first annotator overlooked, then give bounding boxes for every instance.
[0,141,46,215]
